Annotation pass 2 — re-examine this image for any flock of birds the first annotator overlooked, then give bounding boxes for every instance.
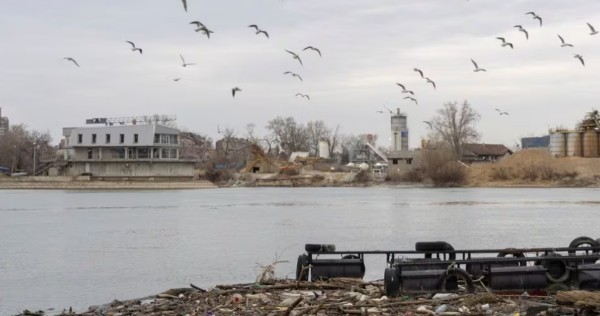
[62,0,323,101]
[387,9,598,129]
[58,1,598,134]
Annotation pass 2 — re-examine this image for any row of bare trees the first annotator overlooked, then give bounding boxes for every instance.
[0,124,54,174]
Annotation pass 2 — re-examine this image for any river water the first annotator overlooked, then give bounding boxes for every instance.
[1,187,599,314]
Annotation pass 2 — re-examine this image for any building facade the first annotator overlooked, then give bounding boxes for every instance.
[0,107,8,136]
[58,124,194,178]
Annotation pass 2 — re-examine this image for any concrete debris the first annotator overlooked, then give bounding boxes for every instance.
[12,279,600,316]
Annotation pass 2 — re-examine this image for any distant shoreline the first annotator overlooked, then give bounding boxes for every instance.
[0,179,217,190]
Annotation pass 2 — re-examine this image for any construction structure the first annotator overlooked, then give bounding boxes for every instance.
[0,107,9,136]
[53,115,195,179]
[390,108,409,151]
[549,110,600,158]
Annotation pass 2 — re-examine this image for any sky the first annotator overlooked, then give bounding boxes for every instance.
[1,0,600,149]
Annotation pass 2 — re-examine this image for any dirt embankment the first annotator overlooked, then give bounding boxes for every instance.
[467,149,600,187]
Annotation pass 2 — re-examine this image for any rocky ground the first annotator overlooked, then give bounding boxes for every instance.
[14,279,600,316]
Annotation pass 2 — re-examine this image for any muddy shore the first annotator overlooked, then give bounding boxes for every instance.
[13,279,600,316]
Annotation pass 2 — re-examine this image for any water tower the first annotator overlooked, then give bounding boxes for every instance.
[390,108,408,151]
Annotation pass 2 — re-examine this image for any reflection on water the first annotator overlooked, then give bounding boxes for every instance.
[1,187,599,314]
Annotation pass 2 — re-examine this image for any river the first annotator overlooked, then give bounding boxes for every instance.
[1,187,599,314]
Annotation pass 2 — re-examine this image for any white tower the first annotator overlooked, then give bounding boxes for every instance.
[390,108,408,151]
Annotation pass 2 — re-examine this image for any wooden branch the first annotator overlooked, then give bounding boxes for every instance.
[284,297,303,316]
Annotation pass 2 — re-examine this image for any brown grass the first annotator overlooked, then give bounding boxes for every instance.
[468,149,600,186]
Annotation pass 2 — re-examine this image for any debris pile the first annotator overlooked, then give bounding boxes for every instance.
[14,279,600,316]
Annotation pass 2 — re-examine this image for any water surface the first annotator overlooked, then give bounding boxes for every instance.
[1,187,599,314]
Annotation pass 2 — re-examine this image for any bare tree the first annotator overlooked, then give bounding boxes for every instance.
[179,130,213,167]
[306,120,330,155]
[246,123,274,157]
[0,124,53,174]
[430,101,481,158]
[266,116,309,155]
[327,124,341,158]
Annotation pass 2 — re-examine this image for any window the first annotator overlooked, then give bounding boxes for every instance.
[77,134,83,144]
[138,148,149,159]
[120,134,125,144]
[87,148,93,159]
[105,134,111,144]
[134,134,139,143]
[154,134,179,144]
[92,134,97,144]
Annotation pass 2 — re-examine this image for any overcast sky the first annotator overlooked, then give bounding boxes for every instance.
[1,0,600,149]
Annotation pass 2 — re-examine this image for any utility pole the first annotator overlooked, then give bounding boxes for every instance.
[33,142,37,176]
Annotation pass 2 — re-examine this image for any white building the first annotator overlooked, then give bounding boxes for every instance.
[58,124,194,178]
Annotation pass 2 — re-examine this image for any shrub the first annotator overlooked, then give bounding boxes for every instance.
[353,170,372,184]
[279,167,300,176]
[420,149,467,186]
[205,169,234,183]
[489,166,511,181]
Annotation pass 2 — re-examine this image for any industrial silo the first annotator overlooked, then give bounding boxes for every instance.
[549,132,567,157]
[582,130,599,157]
[390,108,408,151]
[318,139,330,159]
[566,131,583,157]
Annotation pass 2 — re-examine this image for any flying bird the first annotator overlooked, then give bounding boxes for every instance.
[574,54,585,66]
[181,0,187,12]
[179,54,195,67]
[284,71,303,81]
[557,34,574,47]
[396,83,414,94]
[197,27,214,38]
[125,41,143,54]
[423,121,432,128]
[232,87,242,98]
[496,37,514,49]
[248,25,269,38]
[63,57,79,67]
[303,46,322,57]
[587,23,598,35]
[526,11,542,26]
[376,110,384,113]
[403,96,418,104]
[285,50,303,66]
[413,68,424,78]
[425,77,436,89]
[173,78,181,82]
[514,25,529,40]
[190,21,205,31]
[495,108,509,115]
[471,59,486,72]
[295,93,310,100]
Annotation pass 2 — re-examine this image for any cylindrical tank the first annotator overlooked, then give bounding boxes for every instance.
[582,131,599,157]
[318,140,330,159]
[549,132,567,158]
[566,132,583,157]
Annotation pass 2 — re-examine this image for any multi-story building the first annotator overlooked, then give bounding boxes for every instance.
[0,107,9,136]
[57,123,194,178]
